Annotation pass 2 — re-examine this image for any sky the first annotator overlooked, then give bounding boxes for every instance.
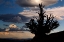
[0,0,64,33]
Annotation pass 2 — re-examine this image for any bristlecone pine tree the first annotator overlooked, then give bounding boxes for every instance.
[25,4,59,37]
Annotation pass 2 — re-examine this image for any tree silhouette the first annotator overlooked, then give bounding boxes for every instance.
[25,4,59,38]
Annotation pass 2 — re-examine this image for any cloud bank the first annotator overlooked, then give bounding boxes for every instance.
[0,14,30,23]
[19,6,64,20]
[0,32,34,39]
[16,0,58,7]
[19,10,38,17]
[46,6,64,20]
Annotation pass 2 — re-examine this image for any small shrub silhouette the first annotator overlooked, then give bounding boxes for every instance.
[25,4,59,40]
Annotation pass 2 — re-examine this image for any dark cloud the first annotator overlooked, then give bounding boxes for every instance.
[7,16,22,23]
[0,14,30,23]
[0,0,4,5]
[16,0,58,7]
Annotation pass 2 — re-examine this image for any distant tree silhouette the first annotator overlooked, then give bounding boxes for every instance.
[25,4,59,38]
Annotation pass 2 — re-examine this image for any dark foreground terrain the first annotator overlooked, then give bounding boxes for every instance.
[0,38,32,42]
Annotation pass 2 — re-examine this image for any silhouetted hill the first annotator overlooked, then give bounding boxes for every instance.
[47,31,64,42]
[38,31,64,42]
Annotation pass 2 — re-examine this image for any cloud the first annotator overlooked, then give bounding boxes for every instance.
[0,14,30,23]
[19,6,64,20]
[0,32,34,39]
[16,0,58,7]
[0,0,4,5]
[8,16,22,23]
[46,6,64,20]
[9,24,17,28]
[19,10,38,17]
[60,0,62,2]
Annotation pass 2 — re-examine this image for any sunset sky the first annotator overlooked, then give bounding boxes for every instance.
[0,0,64,32]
